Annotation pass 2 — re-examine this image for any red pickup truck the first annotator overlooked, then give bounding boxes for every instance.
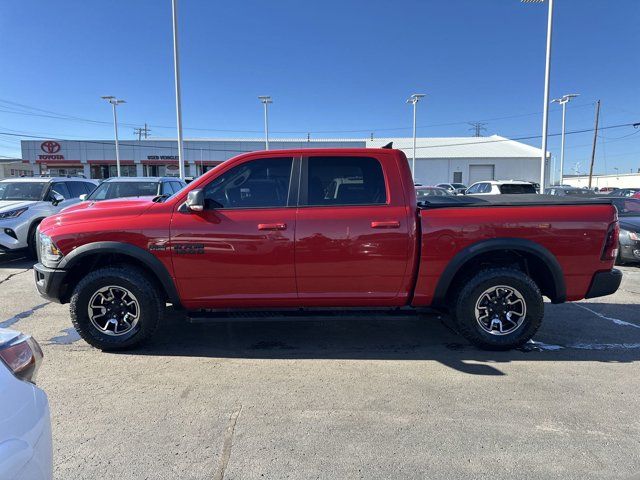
[34,148,622,350]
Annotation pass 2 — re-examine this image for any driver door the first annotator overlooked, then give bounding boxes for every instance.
[170,155,299,309]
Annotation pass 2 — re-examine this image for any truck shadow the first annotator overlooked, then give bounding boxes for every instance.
[123,302,640,376]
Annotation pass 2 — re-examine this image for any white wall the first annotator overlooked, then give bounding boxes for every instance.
[564,173,640,189]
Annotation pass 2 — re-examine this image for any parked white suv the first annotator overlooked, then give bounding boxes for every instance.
[0,177,97,257]
[465,180,537,195]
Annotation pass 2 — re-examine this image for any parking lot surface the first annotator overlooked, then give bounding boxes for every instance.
[1,252,639,480]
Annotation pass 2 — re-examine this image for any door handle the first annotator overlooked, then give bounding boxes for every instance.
[371,221,400,229]
[258,223,287,231]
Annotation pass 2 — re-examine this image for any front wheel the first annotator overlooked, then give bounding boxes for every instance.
[70,266,163,350]
[450,268,544,350]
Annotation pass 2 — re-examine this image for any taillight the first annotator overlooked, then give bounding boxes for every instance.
[601,221,620,261]
[0,334,44,384]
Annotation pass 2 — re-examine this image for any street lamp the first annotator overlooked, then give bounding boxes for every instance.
[101,96,126,177]
[406,93,426,178]
[551,93,579,186]
[258,96,272,150]
[522,0,554,190]
[171,0,185,179]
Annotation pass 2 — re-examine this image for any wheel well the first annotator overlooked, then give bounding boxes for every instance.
[446,249,559,303]
[61,253,168,304]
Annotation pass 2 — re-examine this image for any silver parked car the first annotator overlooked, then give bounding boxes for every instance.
[0,177,97,258]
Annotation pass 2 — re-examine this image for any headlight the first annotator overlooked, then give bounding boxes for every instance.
[38,232,63,267]
[0,207,28,219]
[630,231,640,241]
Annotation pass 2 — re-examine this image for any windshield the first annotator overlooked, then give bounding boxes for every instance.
[0,182,47,201]
[88,181,159,200]
[612,197,640,217]
[498,184,536,194]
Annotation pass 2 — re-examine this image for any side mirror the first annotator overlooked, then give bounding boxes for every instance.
[51,192,65,206]
[79,194,88,201]
[186,189,204,212]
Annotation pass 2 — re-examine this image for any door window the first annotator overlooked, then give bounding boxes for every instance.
[50,182,71,199]
[203,157,293,209]
[466,184,479,194]
[161,182,174,195]
[67,182,87,198]
[303,156,386,206]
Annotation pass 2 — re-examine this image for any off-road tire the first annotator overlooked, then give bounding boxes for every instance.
[450,268,544,350]
[70,266,163,350]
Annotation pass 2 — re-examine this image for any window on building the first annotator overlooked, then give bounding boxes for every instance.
[453,171,462,183]
[203,157,293,209]
[303,156,387,206]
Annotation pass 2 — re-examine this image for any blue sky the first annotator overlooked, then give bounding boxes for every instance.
[0,0,638,175]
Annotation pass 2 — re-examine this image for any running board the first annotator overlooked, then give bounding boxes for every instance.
[185,308,437,323]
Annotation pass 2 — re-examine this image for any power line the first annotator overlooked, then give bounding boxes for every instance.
[0,97,598,136]
[1,121,637,154]
[468,122,488,137]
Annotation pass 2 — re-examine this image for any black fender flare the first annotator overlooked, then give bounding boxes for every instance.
[58,241,182,306]
[432,238,566,305]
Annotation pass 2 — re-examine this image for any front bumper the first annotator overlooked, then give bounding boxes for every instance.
[585,268,623,299]
[33,263,67,303]
[619,242,640,263]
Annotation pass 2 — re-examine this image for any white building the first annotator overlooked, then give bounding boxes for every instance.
[21,135,547,186]
[368,135,546,186]
[0,158,34,179]
[564,173,640,189]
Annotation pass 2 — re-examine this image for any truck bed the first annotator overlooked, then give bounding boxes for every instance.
[418,194,613,208]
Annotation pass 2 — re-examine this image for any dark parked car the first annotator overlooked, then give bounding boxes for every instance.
[611,197,640,264]
[608,188,640,197]
[545,187,596,197]
[436,183,467,195]
[416,186,452,201]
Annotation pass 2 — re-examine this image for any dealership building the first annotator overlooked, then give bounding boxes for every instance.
[20,135,547,186]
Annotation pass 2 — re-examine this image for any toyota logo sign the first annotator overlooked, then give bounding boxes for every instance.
[41,141,61,154]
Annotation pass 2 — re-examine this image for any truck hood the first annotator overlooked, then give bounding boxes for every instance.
[0,200,37,212]
[41,196,157,230]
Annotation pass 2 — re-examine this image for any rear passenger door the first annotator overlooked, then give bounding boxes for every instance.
[294,154,412,306]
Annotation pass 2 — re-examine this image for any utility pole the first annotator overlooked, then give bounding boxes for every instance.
[468,122,487,137]
[101,96,125,177]
[171,0,186,179]
[588,100,601,189]
[406,93,426,178]
[133,124,151,141]
[258,96,272,150]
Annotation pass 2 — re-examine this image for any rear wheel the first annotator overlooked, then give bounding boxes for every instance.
[450,268,543,350]
[70,266,163,350]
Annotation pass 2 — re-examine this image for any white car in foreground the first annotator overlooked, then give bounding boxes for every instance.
[0,328,52,480]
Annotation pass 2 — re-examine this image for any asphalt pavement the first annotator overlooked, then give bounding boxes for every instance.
[1,251,639,480]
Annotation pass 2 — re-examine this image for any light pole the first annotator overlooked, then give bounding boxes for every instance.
[406,93,426,179]
[551,93,579,186]
[171,0,185,179]
[258,96,272,150]
[522,0,554,190]
[101,96,126,177]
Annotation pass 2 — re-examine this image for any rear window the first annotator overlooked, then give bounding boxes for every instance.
[304,156,386,206]
[499,184,536,194]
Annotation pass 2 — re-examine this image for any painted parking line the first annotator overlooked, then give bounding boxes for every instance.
[573,303,640,329]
